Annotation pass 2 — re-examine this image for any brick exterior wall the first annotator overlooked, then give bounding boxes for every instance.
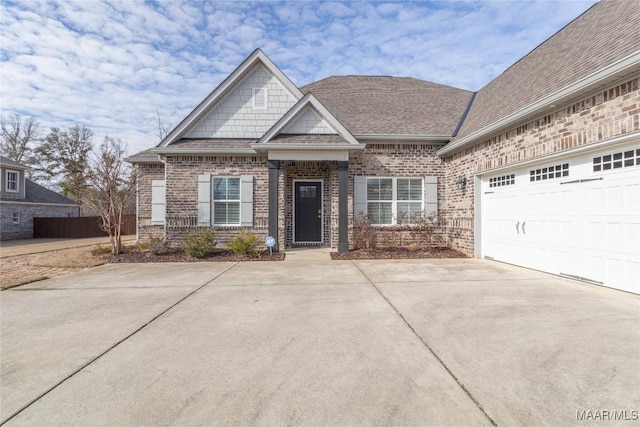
[0,203,79,240]
[136,162,165,241]
[162,155,269,246]
[135,142,447,250]
[442,77,640,255]
[346,142,447,249]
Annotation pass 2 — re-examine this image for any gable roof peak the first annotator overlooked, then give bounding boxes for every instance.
[158,48,303,147]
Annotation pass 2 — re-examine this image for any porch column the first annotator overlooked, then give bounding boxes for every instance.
[268,160,279,251]
[338,160,349,253]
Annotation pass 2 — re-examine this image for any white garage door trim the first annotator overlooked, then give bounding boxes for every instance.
[477,137,640,294]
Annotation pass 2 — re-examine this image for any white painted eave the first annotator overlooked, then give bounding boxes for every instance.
[252,143,366,151]
[151,147,258,155]
[125,155,164,164]
[437,50,640,157]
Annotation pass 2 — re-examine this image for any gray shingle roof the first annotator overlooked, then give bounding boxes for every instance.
[0,156,27,169]
[301,76,473,136]
[455,0,640,140]
[0,179,78,205]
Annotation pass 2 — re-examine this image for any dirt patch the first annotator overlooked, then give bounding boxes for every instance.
[331,247,466,260]
[102,246,285,263]
[1,246,107,290]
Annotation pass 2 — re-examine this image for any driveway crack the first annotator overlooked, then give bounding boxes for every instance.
[0,262,239,426]
[350,260,498,427]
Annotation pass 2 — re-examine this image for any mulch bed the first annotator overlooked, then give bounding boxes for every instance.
[102,247,285,263]
[331,247,466,260]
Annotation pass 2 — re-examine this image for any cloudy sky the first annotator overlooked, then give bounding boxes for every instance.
[1,0,597,156]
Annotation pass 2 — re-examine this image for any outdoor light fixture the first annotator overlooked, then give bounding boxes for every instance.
[456,176,467,190]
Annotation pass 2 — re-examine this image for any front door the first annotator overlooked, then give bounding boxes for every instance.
[294,181,322,242]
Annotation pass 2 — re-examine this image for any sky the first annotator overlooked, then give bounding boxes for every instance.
[1,0,598,156]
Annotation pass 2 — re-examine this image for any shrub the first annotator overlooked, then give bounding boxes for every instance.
[352,213,377,250]
[91,245,112,256]
[148,235,169,255]
[227,229,261,258]
[181,228,217,258]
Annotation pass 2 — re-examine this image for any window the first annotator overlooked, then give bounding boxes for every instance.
[366,178,423,225]
[6,170,18,192]
[489,174,515,188]
[529,163,568,182]
[252,87,267,109]
[12,212,20,224]
[213,177,240,225]
[593,148,640,172]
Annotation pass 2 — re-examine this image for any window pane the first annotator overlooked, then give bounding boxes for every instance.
[379,179,392,200]
[367,202,392,225]
[397,179,409,200]
[367,202,380,223]
[227,178,240,200]
[213,178,226,200]
[213,202,227,224]
[397,202,422,224]
[409,179,422,200]
[367,179,379,200]
[227,202,240,223]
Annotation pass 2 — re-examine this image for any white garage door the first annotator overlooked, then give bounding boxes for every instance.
[481,142,640,294]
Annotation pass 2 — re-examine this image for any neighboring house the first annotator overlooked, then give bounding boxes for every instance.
[128,1,640,294]
[0,156,79,240]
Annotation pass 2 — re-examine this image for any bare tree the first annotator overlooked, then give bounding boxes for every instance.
[0,114,41,164]
[154,110,172,142]
[78,137,136,255]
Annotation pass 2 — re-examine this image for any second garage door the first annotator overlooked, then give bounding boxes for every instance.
[481,141,640,294]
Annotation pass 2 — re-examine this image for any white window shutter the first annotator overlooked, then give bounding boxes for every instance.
[151,180,166,225]
[240,175,253,227]
[424,176,438,217]
[353,176,367,221]
[198,175,211,226]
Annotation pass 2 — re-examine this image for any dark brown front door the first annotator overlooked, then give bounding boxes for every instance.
[294,181,322,242]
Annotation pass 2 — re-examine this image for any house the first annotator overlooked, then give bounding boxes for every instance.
[0,156,79,240]
[128,1,640,294]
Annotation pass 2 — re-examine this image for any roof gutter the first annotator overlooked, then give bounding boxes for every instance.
[355,134,451,142]
[125,155,163,164]
[437,50,640,157]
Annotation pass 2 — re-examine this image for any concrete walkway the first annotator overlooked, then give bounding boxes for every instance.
[1,258,638,426]
[0,236,136,258]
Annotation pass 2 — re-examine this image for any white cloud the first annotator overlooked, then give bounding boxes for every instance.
[0,0,597,156]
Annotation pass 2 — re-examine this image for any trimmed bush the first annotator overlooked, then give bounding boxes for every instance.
[181,228,217,258]
[148,235,169,255]
[227,229,260,258]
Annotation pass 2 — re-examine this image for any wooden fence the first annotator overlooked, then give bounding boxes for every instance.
[33,215,136,238]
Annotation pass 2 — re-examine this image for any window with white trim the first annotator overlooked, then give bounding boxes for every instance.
[366,178,423,225]
[529,163,568,182]
[593,148,640,172]
[12,212,20,224]
[6,170,18,192]
[213,177,240,225]
[489,174,515,188]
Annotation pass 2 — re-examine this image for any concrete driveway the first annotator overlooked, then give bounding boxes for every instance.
[1,256,638,426]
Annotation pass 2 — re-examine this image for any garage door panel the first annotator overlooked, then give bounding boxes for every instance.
[482,142,640,294]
